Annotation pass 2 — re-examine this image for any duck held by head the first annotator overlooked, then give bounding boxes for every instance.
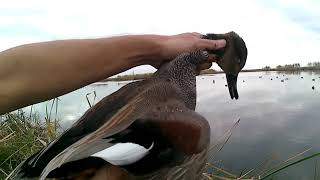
[10,32,247,180]
[203,32,248,99]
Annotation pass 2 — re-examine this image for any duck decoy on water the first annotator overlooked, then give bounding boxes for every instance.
[202,32,247,99]
[10,32,247,180]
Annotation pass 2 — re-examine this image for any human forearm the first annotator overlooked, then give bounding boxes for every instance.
[0,33,226,114]
[0,35,163,114]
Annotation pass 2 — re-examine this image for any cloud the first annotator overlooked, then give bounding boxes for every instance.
[0,24,51,38]
[258,0,320,35]
[0,0,319,74]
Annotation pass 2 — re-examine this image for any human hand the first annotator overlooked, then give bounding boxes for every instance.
[151,32,226,68]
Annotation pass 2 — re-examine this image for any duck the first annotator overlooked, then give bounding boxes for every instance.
[10,32,247,180]
[202,32,247,99]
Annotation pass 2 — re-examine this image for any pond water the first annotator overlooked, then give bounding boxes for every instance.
[24,71,320,179]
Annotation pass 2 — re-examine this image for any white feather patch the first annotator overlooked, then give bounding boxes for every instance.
[91,142,154,166]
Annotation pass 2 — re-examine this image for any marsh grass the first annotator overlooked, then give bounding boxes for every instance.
[0,99,60,179]
[203,128,320,180]
[203,152,320,180]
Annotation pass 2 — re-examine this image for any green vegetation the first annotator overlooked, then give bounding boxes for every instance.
[0,99,60,179]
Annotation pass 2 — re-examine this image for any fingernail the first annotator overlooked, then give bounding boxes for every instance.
[214,39,226,48]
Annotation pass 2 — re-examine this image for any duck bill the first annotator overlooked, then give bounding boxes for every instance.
[226,73,239,100]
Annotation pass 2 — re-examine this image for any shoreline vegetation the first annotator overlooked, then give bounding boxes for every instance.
[103,62,320,82]
[0,100,60,179]
[0,110,60,179]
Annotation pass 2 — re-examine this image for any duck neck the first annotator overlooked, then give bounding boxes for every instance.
[155,58,198,110]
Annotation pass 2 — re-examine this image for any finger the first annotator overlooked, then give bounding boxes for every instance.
[198,39,226,50]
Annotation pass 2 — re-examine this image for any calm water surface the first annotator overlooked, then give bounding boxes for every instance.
[24,71,320,179]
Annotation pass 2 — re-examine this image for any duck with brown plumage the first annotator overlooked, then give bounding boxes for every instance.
[10,32,247,180]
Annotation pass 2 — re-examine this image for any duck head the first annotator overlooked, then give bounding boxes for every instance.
[203,31,247,99]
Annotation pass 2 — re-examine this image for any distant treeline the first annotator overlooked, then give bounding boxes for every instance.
[262,61,320,71]
[102,62,320,82]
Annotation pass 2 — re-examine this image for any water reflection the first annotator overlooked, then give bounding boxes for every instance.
[198,71,320,179]
[22,81,131,129]
[24,72,320,179]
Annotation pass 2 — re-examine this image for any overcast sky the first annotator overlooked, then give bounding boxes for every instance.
[1,0,319,74]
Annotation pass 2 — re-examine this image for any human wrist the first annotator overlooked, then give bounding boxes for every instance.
[129,35,168,66]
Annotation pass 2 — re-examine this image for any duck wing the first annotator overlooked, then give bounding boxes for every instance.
[125,107,210,180]
[48,106,211,180]
[10,80,147,179]
[40,92,147,179]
